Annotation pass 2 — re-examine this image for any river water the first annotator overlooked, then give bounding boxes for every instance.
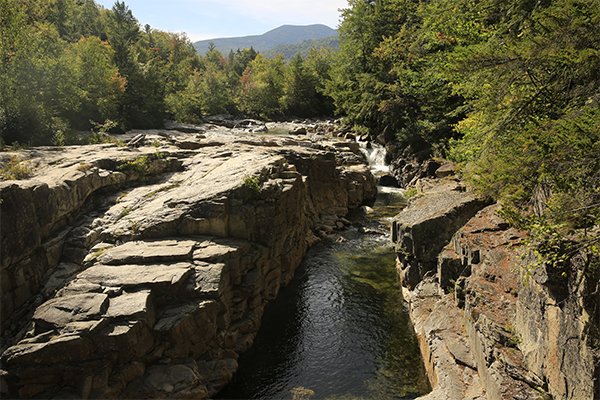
[217,144,431,399]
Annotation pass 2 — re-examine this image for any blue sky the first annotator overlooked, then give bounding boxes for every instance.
[94,0,348,42]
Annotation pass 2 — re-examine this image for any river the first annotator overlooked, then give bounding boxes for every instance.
[216,143,431,399]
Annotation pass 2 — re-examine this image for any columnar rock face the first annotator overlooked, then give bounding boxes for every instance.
[0,129,376,399]
[515,251,597,400]
[392,182,598,400]
[391,182,491,289]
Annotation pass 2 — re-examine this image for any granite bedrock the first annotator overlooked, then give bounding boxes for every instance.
[392,179,598,400]
[0,129,376,399]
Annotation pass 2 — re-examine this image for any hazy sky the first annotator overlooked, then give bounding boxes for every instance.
[94,0,348,42]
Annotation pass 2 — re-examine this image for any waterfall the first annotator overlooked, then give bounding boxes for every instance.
[359,142,389,176]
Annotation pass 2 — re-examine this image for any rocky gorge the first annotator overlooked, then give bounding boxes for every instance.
[0,121,376,399]
[0,116,597,400]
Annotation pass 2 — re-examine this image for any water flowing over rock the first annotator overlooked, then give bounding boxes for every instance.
[0,127,376,399]
[391,181,597,400]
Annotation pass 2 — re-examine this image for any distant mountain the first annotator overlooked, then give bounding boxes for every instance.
[193,24,337,56]
[262,36,339,61]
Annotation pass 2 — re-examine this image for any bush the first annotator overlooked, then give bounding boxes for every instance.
[0,156,33,180]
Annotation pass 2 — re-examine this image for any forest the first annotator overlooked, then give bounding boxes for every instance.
[1,0,336,146]
[2,0,600,269]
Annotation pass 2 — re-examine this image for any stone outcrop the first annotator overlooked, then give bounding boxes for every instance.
[391,181,491,289]
[0,127,376,399]
[392,181,598,400]
[516,248,598,400]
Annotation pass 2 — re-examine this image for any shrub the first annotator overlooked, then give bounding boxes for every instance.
[0,156,33,180]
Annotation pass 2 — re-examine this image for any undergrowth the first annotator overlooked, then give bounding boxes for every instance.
[0,156,33,180]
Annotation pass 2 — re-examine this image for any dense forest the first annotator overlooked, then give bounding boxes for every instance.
[0,0,336,146]
[2,0,600,273]
[261,36,339,62]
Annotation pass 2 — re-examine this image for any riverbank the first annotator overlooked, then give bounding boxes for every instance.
[391,174,598,400]
[0,123,377,398]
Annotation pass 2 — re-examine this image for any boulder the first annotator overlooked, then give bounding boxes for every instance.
[378,174,399,187]
[289,127,307,135]
[435,162,456,178]
[96,239,197,265]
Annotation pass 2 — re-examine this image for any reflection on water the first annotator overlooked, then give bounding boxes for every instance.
[217,189,430,400]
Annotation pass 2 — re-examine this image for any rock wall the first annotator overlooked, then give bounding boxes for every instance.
[0,130,376,399]
[392,181,598,400]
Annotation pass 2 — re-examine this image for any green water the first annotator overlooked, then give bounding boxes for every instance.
[217,184,430,400]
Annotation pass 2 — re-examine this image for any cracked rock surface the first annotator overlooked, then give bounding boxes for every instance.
[393,182,596,400]
[1,125,376,399]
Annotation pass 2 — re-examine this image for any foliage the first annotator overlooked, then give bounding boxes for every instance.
[1,0,339,145]
[243,174,262,193]
[328,0,600,289]
[281,54,320,116]
[438,0,600,288]
[290,386,315,400]
[198,62,236,116]
[1,0,120,143]
[326,0,463,151]
[238,54,286,118]
[88,119,118,144]
[165,71,204,123]
[0,156,33,180]
[117,155,149,176]
[77,162,93,172]
[262,36,339,62]
[50,117,69,147]
[403,187,418,200]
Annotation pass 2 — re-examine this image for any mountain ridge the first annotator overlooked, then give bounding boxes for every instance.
[262,36,339,61]
[193,24,337,56]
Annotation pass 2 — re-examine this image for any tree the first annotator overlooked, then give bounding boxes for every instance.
[0,0,73,144]
[165,71,203,123]
[281,54,319,116]
[105,1,165,129]
[305,47,335,115]
[238,54,285,118]
[65,36,124,129]
[447,0,600,205]
[440,0,600,295]
[199,62,235,115]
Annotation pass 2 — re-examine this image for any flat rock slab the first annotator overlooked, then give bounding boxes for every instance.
[181,264,226,298]
[105,290,154,323]
[98,239,197,265]
[78,262,193,291]
[2,334,95,367]
[33,293,109,331]
[154,300,219,332]
[193,240,246,263]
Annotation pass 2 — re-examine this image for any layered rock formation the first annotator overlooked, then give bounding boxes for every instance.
[392,180,598,400]
[0,127,376,399]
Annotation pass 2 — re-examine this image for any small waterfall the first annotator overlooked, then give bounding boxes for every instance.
[359,142,389,176]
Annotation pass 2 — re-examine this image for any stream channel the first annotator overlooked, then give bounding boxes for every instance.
[217,143,431,399]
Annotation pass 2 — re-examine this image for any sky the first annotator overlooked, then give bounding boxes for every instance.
[94,0,349,42]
